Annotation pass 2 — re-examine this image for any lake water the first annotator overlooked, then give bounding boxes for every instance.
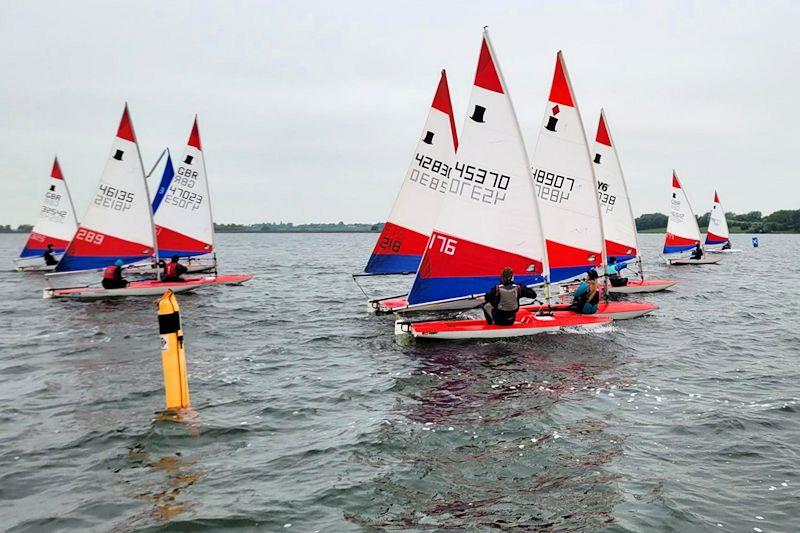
[1,233,798,532]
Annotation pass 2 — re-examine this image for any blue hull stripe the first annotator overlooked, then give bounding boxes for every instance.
[663,244,695,254]
[408,274,544,305]
[55,254,152,272]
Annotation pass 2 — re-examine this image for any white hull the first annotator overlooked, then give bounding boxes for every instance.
[44,283,198,300]
[16,263,57,272]
[607,280,677,294]
[707,249,742,254]
[668,256,722,265]
[369,296,483,315]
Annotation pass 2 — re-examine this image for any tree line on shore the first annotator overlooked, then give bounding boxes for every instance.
[3,209,800,234]
[635,209,800,233]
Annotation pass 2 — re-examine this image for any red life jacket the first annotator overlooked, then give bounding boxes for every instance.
[103,265,118,280]
[165,262,179,278]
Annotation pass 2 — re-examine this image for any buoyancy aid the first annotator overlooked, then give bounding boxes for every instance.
[164,262,180,278]
[103,265,118,280]
[496,284,521,312]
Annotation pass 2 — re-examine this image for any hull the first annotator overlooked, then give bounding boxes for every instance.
[607,279,677,294]
[668,256,722,265]
[16,263,57,272]
[521,300,657,320]
[707,248,742,254]
[369,295,482,315]
[395,311,611,340]
[43,274,252,299]
[125,258,217,276]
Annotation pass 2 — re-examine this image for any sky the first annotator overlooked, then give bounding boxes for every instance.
[2,1,799,226]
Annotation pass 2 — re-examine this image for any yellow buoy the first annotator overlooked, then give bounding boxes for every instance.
[158,289,190,410]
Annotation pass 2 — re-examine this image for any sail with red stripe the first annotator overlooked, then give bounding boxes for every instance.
[365,70,458,274]
[705,190,730,248]
[530,52,604,282]
[19,157,79,258]
[152,117,214,257]
[407,30,548,305]
[663,171,701,255]
[592,109,639,262]
[55,105,156,271]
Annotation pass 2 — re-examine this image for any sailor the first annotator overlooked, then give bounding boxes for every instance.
[722,240,731,250]
[43,244,58,266]
[570,270,600,314]
[482,267,537,326]
[102,259,128,289]
[691,242,704,260]
[606,257,629,287]
[161,255,188,282]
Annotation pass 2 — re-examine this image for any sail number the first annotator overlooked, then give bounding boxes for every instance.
[532,169,574,205]
[164,166,204,211]
[94,184,133,212]
[39,205,67,223]
[597,181,617,214]
[378,237,402,253]
[75,228,105,245]
[411,153,509,205]
[429,234,457,255]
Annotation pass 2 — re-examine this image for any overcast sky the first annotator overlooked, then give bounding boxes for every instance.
[2,1,798,226]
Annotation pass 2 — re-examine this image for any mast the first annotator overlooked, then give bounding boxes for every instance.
[484,27,551,296]
[601,108,643,280]
[558,51,609,296]
[129,102,160,268]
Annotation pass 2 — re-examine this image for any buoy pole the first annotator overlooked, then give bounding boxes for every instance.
[158,290,190,410]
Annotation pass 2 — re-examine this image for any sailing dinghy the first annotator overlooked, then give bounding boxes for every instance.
[705,191,740,253]
[43,105,252,298]
[129,117,217,274]
[394,30,610,339]
[591,110,676,293]
[14,157,79,271]
[360,70,459,312]
[663,171,721,265]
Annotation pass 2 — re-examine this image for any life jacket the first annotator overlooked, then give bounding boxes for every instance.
[164,262,180,278]
[496,284,521,312]
[103,265,118,280]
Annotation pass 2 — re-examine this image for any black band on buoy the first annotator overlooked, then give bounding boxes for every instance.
[159,312,181,334]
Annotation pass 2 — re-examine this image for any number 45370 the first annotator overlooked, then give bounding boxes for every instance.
[429,234,457,255]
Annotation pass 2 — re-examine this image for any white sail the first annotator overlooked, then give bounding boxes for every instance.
[19,157,79,258]
[663,170,701,256]
[56,104,156,271]
[407,30,548,305]
[152,117,215,257]
[705,191,730,250]
[365,70,459,274]
[591,109,639,262]
[530,52,604,283]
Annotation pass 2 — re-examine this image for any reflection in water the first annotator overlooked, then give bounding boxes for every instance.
[348,340,632,530]
[120,412,203,529]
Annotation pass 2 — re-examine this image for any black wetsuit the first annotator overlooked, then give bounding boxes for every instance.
[43,250,58,266]
[691,246,703,260]
[483,283,537,326]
